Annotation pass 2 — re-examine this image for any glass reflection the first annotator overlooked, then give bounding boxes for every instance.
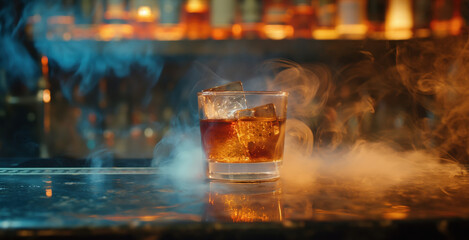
[205,181,283,222]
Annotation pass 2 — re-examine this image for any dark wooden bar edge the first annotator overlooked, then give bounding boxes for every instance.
[1,218,468,240]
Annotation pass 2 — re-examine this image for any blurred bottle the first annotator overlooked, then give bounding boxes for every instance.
[431,0,463,37]
[336,0,367,39]
[72,0,97,40]
[26,1,47,40]
[233,0,264,39]
[413,0,432,38]
[312,0,338,39]
[291,0,315,39]
[100,0,134,40]
[184,0,211,39]
[155,0,185,40]
[129,0,158,39]
[46,0,75,41]
[263,0,294,40]
[93,0,105,25]
[211,0,236,39]
[77,0,94,24]
[104,0,128,21]
[385,0,413,39]
[366,0,386,39]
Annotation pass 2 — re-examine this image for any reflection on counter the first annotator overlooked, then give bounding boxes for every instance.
[206,181,283,222]
[0,169,468,229]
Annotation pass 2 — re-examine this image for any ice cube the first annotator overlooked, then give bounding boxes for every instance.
[234,104,281,162]
[201,82,247,119]
[235,103,277,119]
[203,81,244,92]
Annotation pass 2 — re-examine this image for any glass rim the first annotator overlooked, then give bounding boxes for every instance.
[197,91,288,96]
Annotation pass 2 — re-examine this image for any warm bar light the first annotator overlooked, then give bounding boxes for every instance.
[41,56,49,75]
[263,0,293,40]
[155,0,185,41]
[313,0,339,39]
[45,188,52,198]
[138,6,151,17]
[336,0,368,39]
[185,0,210,40]
[385,0,413,40]
[99,24,134,41]
[41,56,48,65]
[136,6,155,22]
[43,89,51,103]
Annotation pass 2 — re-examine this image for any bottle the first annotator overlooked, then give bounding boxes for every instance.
[47,0,75,41]
[184,0,211,40]
[312,0,338,39]
[99,0,134,40]
[233,0,264,39]
[431,0,463,37]
[367,0,386,39]
[155,0,185,40]
[385,0,413,40]
[129,0,158,39]
[263,0,293,40]
[413,0,432,38]
[336,0,367,39]
[211,0,236,39]
[72,0,95,39]
[291,0,315,39]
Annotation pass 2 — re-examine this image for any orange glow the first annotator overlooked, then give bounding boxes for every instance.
[207,182,283,223]
[186,0,208,13]
[99,24,134,41]
[211,193,283,222]
[211,28,231,40]
[263,25,294,40]
[41,56,48,65]
[95,213,201,222]
[41,56,49,75]
[136,6,155,22]
[383,205,410,220]
[184,0,210,40]
[313,28,339,39]
[385,0,413,40]
[42,89,51,103]
[45,188,52,198]
[336,24,368,39]
[232,24,242,39]
[155,26,185,41]
[138,6,151,17]
[336,0,367,39]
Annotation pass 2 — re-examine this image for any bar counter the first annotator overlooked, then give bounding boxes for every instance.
[1,160,468,239]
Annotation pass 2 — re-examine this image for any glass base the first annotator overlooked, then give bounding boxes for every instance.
[207,161,281,182]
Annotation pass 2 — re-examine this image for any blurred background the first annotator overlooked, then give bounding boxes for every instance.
[1,0,469,163]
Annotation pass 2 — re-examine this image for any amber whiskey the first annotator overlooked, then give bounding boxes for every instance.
[200,118,286,163]
[234,0,264,39]
[156,0,185,40]
[184,0,211,40]
[211,0,236,39]
[291,0,315,39]
[263,0,293,40]
[336,0,367,39]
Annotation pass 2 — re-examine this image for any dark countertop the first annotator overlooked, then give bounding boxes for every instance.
[1,166,468,239]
